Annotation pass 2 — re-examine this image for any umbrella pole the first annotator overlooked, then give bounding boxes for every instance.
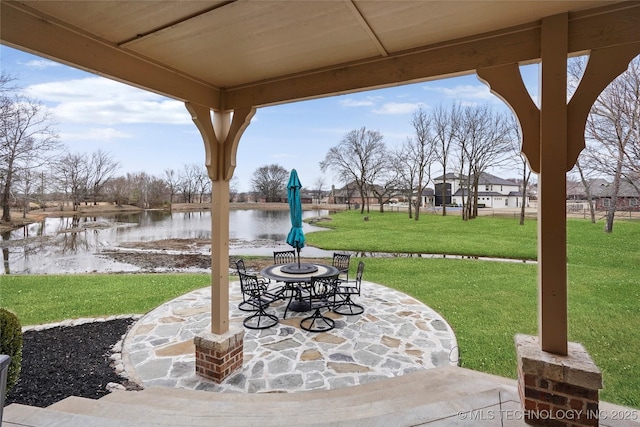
[297,247,301,269]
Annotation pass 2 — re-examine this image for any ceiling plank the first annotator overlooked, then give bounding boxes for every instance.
[225,2,640,109]
[1,1,221,108]
[224,24,541,109]
[345,0,388,57]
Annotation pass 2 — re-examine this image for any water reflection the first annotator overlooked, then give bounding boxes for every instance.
[1,209,332,274]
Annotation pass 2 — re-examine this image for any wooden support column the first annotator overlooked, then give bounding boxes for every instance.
[480,34,640,356]
[480,23,639,427]
[477,14,570,355]
[186,103,256,334]
[538,13,569,355]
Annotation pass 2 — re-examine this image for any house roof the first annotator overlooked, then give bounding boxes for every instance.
[477,172,518,186]
[2,1,633,110]
[567,178,640,198]
[589,180,640,198]
[434,172,519,186]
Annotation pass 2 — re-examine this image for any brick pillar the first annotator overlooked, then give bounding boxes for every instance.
[516,334,603,427]
[194,326,244,383]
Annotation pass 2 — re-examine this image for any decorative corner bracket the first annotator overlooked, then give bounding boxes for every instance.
[185,103,257,181]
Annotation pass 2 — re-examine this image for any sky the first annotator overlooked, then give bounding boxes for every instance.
[1,45,539,193]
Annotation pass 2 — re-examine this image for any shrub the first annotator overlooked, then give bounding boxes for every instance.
[0,307,23,394]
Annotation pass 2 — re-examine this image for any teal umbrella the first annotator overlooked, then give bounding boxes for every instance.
[286,169,305,268]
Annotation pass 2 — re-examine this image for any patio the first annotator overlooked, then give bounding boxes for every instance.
[121,280,459,393]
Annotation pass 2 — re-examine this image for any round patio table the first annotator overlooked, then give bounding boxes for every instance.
[260,262,339,312]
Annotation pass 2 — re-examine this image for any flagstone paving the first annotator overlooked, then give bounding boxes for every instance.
[121,280,458,393]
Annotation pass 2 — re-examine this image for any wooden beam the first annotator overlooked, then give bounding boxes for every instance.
[0,1,220,109]
[477,64,540,173]
[225,24,541,109]
[567,42,640,170]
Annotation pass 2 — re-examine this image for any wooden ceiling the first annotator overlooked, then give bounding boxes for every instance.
[2,1,639,110]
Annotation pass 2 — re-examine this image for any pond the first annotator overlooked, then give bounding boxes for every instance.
[1,209,333,275]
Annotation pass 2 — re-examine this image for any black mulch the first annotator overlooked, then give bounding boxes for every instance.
[4,318,141,408]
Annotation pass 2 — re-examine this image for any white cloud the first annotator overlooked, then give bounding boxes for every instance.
[372,102,424,115]
[20,59,61,70]
[424,84,496,102]
[24,77,190,125]
[61,127,132,142]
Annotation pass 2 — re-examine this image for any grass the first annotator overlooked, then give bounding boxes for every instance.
[307,210,639,408]
[1,274,210,325]
[1,209,638,408]
[309,209,538,260]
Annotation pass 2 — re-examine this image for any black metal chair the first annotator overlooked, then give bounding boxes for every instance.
[235,259,270,312]
[332,252,351,281]
[238,271,279,329]
[333,261,365,315]
[273,250,296,265]
[272,249,300,306]
[300,274,339,332]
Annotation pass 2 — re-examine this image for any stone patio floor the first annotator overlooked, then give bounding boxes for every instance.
[121,280,459,393]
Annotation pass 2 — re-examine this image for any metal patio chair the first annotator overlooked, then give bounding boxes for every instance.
[235,259,270,312]
[238,271,279,330]
[332,252,351,281]
[333,261,365,316]
[300,274,340,332]
[273,250,296,265]
[272,249,300,303]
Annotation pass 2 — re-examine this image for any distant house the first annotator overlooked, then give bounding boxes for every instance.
[568,178,640,212]
[433,172,529,209]
[329,183,376,206]
[419,188,435,207]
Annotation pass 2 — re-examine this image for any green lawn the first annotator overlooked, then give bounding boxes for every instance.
[306,210,639,408]
[1,210,638,408]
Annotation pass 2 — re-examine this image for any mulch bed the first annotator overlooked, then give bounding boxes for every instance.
[4,318,139,408]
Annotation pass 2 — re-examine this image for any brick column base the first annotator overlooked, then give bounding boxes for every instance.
[194,326,244,383]
[515,334,603,427]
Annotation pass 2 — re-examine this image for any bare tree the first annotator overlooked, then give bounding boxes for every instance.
[456,105,512,220]
[104,176,131,206]
[53,152,90,211]
[178,163,201,203]
[88,149,119,205]
[194,167,210,203]
[163,168,179,204]
[320,127,387,214]
[145,175,170,208]
[507,115,533,225]
[432,104,460,215]
[369,167,401,213]
[229,176,239,202]
[587,56,640,232]
[1,75,60,222]
[125,172,155,208]
[406,107,436,220]
[310,177,324,204]
[251,164,289,202]
[573,158,597,223]
[391,142,418,218]
[569,55,640,232]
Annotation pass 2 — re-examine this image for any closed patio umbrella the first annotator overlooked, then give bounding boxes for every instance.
[286,169,305,269]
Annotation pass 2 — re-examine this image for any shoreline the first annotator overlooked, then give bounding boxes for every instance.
[0,202,346,232]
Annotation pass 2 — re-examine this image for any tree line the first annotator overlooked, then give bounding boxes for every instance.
[4,55,639,232]
[253,57,640,231]
[319,104,528,222]
[1,72,221,221]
